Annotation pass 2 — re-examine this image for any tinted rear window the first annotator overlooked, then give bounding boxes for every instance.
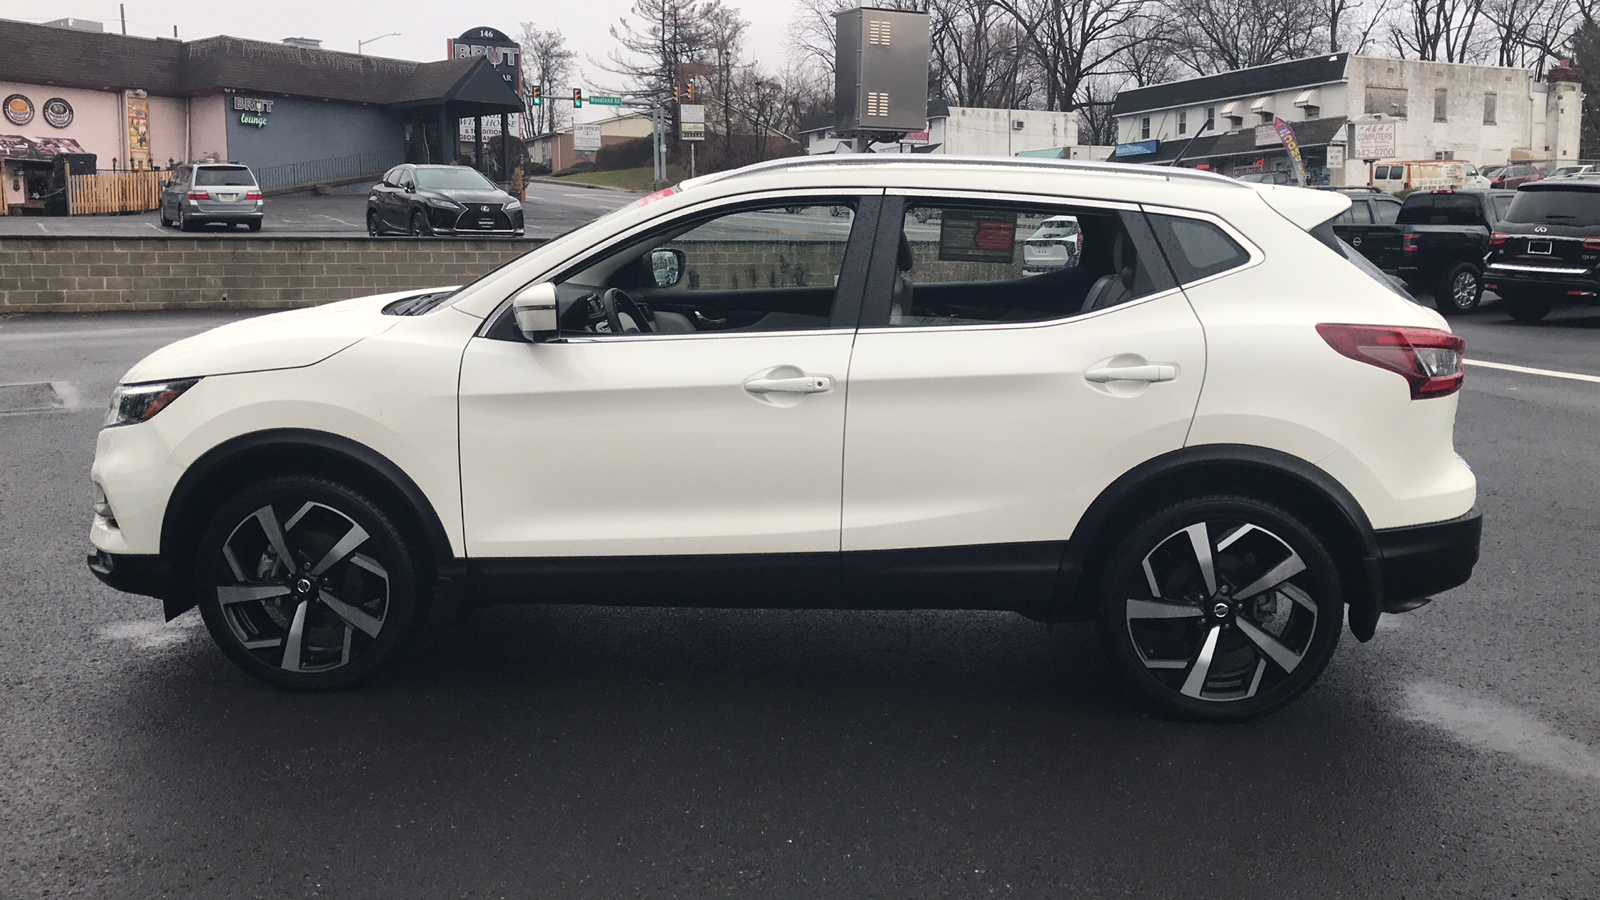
[1146,214,1250,283]
[194,166,254,186]
[1398,193,1481,226]
[1504,188,1600,227]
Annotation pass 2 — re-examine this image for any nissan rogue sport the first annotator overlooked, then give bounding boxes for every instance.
[88,156,1482,721]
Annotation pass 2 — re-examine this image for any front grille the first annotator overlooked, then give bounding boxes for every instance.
[452,207,513,232]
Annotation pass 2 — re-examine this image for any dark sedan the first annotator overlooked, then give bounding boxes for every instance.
[367,164,525,237]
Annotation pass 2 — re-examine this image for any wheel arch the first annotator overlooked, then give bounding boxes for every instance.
[158,428,456,619]
[1056,444,1383,640]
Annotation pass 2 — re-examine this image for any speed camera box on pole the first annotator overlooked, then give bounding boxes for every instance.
[834,6,930,136]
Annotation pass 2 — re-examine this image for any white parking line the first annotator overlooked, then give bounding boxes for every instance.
[1468,359,1600,384]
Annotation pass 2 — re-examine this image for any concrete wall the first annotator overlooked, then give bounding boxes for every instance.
[935,108,1078,156]
[0,238,537,313]
[188,93,229,163]
[223,94,403,171]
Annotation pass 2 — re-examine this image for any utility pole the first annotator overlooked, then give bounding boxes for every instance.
[120,3,127,35]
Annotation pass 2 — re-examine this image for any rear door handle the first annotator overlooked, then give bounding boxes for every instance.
[744,374,833,394]
[1084,364,1177,384]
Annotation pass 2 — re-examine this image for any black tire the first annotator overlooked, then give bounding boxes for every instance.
[1094,496,1343,722]
[409,209,429,237]
[1434,262,1483,315]
[193,476,430,691]
[1504,295,1554,323]
[178,210,194,232]
[246,220,262,232]
[159,207,171,227]
[367,210,380,236]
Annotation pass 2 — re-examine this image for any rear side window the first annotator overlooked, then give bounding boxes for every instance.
[1145,214,1250,284]
[1373,198,1401,223]
[195,166,255,186]
[1349,201,1373,224]
[1396,194,1433,224]
[1504,188,1600,227]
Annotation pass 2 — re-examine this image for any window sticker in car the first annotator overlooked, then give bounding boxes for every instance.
[636,187,677,207]
[938,209,1017,263]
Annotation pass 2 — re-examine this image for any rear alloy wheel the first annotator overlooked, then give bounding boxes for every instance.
[178,209,194,232]
[1434,262,1483,315]
[1096,496,1343,721]
[1504,295,1554,324]
[194,477,428,690]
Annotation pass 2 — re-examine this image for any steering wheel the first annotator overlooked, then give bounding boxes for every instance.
[600,287,654,334]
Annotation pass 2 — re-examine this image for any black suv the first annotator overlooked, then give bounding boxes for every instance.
[1483,177,1600,322]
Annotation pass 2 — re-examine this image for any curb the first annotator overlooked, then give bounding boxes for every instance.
[532,177,639,194]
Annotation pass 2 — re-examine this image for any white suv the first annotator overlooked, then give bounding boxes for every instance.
[88,157,1481,720]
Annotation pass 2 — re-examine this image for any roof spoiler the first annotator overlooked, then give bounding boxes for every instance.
[1251,184,1350,231]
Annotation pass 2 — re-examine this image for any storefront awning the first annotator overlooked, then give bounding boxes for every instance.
[1117,116,1349,165]
[0,135,86,161]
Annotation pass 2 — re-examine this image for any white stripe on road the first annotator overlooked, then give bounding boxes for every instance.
[1469,359,1600,384]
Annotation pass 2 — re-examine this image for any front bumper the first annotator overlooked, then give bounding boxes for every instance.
[1372,506,1482,613]
[88,549,190,619]
[426,205,524,236]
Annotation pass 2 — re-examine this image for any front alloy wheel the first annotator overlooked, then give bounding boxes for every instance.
[1097,497,1342,721]
[195,477,427,690]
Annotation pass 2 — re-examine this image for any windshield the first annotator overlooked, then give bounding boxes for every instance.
[195,166,255,186]
[1504,188,1600,226]
[416,168,496,191]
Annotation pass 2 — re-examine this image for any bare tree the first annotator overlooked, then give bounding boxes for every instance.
[1168,0,1329,74]
[1386,0,1489,62]
[994,0,1151,111]
[1481,0,1577,68]
[701,2,749,169]
[927,0,1036,107]
[518,24,575,137]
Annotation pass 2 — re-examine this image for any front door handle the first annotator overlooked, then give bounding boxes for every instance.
[744,374,833,394]
[1084,363,1177,384]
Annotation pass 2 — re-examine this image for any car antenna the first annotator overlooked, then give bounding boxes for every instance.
[1168,117,1214,168]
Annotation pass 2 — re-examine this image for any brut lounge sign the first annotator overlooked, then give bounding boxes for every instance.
[448,27,521,91]
[233,95,274,127]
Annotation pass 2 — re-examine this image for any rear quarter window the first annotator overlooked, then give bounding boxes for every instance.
[1145,214,1250,283]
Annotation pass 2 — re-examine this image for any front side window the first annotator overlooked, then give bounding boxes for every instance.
[877,202,1160,327]
[554,202,858,336]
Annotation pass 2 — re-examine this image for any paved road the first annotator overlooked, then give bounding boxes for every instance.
[0,180,639,240]
[2,303,1599,898]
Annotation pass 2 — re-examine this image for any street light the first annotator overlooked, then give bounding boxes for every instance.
[358,32,400,55]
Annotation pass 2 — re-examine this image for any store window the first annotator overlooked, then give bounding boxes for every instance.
[1178,110,1187,135]
[1364,86,1408,118]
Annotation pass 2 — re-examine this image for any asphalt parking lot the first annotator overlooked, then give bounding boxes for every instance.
[2,298,1599,898]
[0,179,638,240]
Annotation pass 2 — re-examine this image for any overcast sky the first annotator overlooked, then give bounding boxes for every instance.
[0,0,804,110]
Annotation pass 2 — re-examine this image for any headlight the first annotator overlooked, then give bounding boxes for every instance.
[105,379,199,427]
[425,197,463,209]
[504,200,522,211]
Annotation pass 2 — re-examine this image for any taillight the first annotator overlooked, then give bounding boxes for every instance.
[245,190,263,201]
[1489,232,1508,246]
[1403,234,1419,254]
[1317,323,1465,399]
[1583,237,1600,251]
[186,190,209,200]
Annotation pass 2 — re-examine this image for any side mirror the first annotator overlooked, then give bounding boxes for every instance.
[160,180,170,188]
[512,282,559,340]
[649,248,685,289]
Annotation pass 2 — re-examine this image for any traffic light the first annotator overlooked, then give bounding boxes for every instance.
[530,85,543,106]
[686,82,695,101]
[572,88,583,108]
[673,85,680,103]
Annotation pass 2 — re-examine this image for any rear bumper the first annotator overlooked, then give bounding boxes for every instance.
[1484,265,1600,298]
[1373,507,1482,612]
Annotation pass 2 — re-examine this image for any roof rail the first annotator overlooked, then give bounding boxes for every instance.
[681,153,1247,191]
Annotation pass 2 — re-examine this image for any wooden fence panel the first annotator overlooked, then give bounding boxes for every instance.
[67,172,163,215]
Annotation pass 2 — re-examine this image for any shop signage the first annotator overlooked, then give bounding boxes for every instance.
[679,103,705,142]
[4,94,34,126]
[125,90,150,170]
[573,123,602,152]
[938,209,1016,263]
[1352,122,1397,160]
[233,95,274,127]
[42,97,73,128]
[902,130,930,145]
[1254,124,1278,147]
[448,27,522,91]
[1112,139,1158,157]
[1327,143,1345,169]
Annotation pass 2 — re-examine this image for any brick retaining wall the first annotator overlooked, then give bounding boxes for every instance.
[0,237,540,314]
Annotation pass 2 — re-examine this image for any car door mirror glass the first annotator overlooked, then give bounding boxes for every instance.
[649,248,685,288]
[512,283,559,339]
